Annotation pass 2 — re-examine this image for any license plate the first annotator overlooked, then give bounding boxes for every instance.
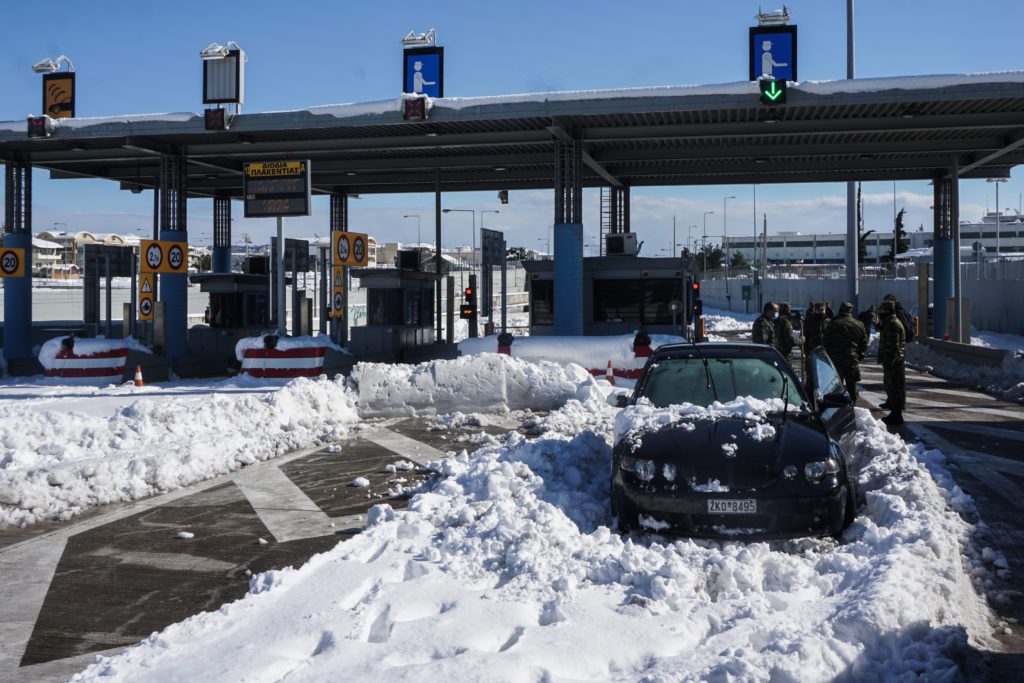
[707,499,757,514]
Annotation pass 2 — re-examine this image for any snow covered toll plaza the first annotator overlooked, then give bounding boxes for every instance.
[2,34,1024,683]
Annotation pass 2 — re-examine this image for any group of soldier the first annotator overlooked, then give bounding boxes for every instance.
[751,295,911,426]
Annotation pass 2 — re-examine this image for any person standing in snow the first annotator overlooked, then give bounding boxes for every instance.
[877,300,907,426]
[774,302,798,361]
[801,301,829,378]
[823,302,868,401]
[752,302,779,347]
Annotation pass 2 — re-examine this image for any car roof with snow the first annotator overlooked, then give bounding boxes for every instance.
[651,342,781,358]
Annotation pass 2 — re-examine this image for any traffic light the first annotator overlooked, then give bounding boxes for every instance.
[497,190,509,204]
[687,279,702,324]
[460,285,476,320]
[759,79,787,105]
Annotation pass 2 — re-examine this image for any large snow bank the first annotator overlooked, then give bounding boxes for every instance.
[73,397,993,682]
[37,336,151,370]
[234,334,348,362]
[458,333,684,369]
[351,354,589,416]
[0,376,359,527]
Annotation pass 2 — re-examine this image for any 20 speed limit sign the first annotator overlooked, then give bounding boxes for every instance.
[0,248,25,278]
[332,231,369,266]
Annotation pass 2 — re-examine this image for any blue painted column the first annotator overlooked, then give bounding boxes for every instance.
[2,232,32,359]
[553,223,583,336]
[932,237,953,338]
[160,229,188,358]
[212,247,231,273]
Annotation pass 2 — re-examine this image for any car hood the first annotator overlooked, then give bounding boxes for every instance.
[619,414,831,489]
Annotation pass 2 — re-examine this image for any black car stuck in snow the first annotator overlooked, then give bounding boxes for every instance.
[611,342,858,539]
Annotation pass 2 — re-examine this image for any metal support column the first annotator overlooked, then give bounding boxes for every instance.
[435,169,443,343]
[3,159,33,361]
[212,195,232,273]
[553,132,584,336]
[932,176,954,339]
[845,0,859,309]
[329,192,348,345]
[158,154,188,358]
[950,157,963,341]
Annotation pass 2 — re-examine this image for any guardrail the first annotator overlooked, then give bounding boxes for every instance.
[916,337,1010,368]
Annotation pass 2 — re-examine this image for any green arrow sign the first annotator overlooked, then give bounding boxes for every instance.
[759,79,787,105]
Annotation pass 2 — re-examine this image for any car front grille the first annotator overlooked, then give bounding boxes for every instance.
[690,463,774,489]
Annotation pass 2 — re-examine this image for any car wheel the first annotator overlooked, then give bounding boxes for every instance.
[831,471,858,539]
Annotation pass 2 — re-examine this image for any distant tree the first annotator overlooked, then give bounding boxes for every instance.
[196,253,212,271]
[506,246,531,261]
[858,229,876,262]
[698,244,725,272]
[885,208,909,262]
[730,250,749,269]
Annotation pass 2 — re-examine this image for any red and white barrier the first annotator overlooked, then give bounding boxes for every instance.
[241,347,327,379]
[46,348,129,380]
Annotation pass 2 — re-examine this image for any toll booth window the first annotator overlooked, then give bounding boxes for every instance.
[643,279,680,324]
[530,279,554,326]
[368,289,403,325]
[593,279,642,322]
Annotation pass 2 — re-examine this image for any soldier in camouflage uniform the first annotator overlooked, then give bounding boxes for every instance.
[802,301,829,379]
[877,300,907,426]
[822,301,868,401]
[774,302,798,361]
[752,301,779,347]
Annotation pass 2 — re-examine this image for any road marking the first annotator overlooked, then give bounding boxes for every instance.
[0,540,67,677]
[363,429,447,466]
[234,465,336,544]
[87,546,238,573]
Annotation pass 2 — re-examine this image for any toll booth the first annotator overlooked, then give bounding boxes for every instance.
[187,272,270,363]
[523,256,691,336]
[349,268,437,361]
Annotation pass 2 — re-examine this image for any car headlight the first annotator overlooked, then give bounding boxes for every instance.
[804,458,840,483]
[783,465,798,480]
[634,459,656,482]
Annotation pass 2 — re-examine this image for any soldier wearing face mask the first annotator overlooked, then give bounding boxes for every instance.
[774,302,798,361]
[752,301,779,348]
[877,300,907,426]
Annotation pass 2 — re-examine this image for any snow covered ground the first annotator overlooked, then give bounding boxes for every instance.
[0,308,1008,679]
[908,343,1024,402]
[71,385,996,682]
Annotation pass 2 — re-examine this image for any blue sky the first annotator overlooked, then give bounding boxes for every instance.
[3,0,1023,250]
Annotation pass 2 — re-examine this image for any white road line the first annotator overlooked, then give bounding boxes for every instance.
[363,429,447,466]
[233,465,336,544]
[0,540,67,678]
[5,645,124,683]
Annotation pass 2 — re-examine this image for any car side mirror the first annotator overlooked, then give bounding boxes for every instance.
[820,390,851,409]
[615,394,630,408]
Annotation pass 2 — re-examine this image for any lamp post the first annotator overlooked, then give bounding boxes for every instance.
[702,211,715,272]
[402,214,421,246]
[987,177,1007,278]
[723,196,736,294]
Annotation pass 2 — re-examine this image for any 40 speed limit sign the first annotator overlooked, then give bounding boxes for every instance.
[0,248,25,278]
[141,240,189,274]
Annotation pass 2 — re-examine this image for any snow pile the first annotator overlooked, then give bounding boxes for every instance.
[458,333,684,370]
[234,334,347,362]
[971,330,1024,353]
[907,343,1024,402]
[701,306,758,334]
[0,376,359,527]
[351,354,590,416]
[74,399,992,682]
[37,336,151,370]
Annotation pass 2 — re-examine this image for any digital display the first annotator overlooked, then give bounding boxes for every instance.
[243,160,312,218]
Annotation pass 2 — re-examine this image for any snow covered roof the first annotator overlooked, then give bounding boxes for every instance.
[3,71,1024,194]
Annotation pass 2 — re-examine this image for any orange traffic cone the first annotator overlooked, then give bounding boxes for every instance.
[134,365,144,387]
[605,360,615,386]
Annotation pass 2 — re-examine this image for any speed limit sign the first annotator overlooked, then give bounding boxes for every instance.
[0,248,24,278]
[332,231,370,266]
[353,236,365,265]
[336,234,350,263]
[167,244,185,271]
[145,242,163,270]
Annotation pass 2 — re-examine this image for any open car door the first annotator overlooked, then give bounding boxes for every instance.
[807,347,856,447]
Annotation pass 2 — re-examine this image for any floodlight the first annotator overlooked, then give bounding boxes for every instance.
[200,43,230,60]
[32,54,74,74]
[401,28,437,47]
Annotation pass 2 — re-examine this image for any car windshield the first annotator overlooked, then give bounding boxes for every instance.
[638,356,803,408]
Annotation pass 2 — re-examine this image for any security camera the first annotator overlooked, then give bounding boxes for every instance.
[32,58,58,74]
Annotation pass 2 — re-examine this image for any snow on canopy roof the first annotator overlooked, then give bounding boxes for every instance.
[32,237,62,250]
[3,71,1024,133]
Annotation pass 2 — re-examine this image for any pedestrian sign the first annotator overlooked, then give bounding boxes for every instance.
[403,46,443,98]
[749,24,797,82]
[141,240,189,274]
[0,247,25,278]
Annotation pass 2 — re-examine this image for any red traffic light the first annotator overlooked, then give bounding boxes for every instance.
[464,287,474,297]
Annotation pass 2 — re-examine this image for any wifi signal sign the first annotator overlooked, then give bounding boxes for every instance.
[42,72,75,119]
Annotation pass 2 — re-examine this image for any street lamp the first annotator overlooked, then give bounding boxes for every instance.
[32,55,75,74]
[723,195,736,292]
[702,211,715,271]
[403,214,421,246]
[987,177,1008,278]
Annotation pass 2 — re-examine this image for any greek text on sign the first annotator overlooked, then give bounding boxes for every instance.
[0,248,26,278]
[244,161,307,177]
[333,231,370,267]
[141,240,189,274]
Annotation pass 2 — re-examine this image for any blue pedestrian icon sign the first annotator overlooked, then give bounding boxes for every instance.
[749,25,797,82]
[404,47,444,98]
